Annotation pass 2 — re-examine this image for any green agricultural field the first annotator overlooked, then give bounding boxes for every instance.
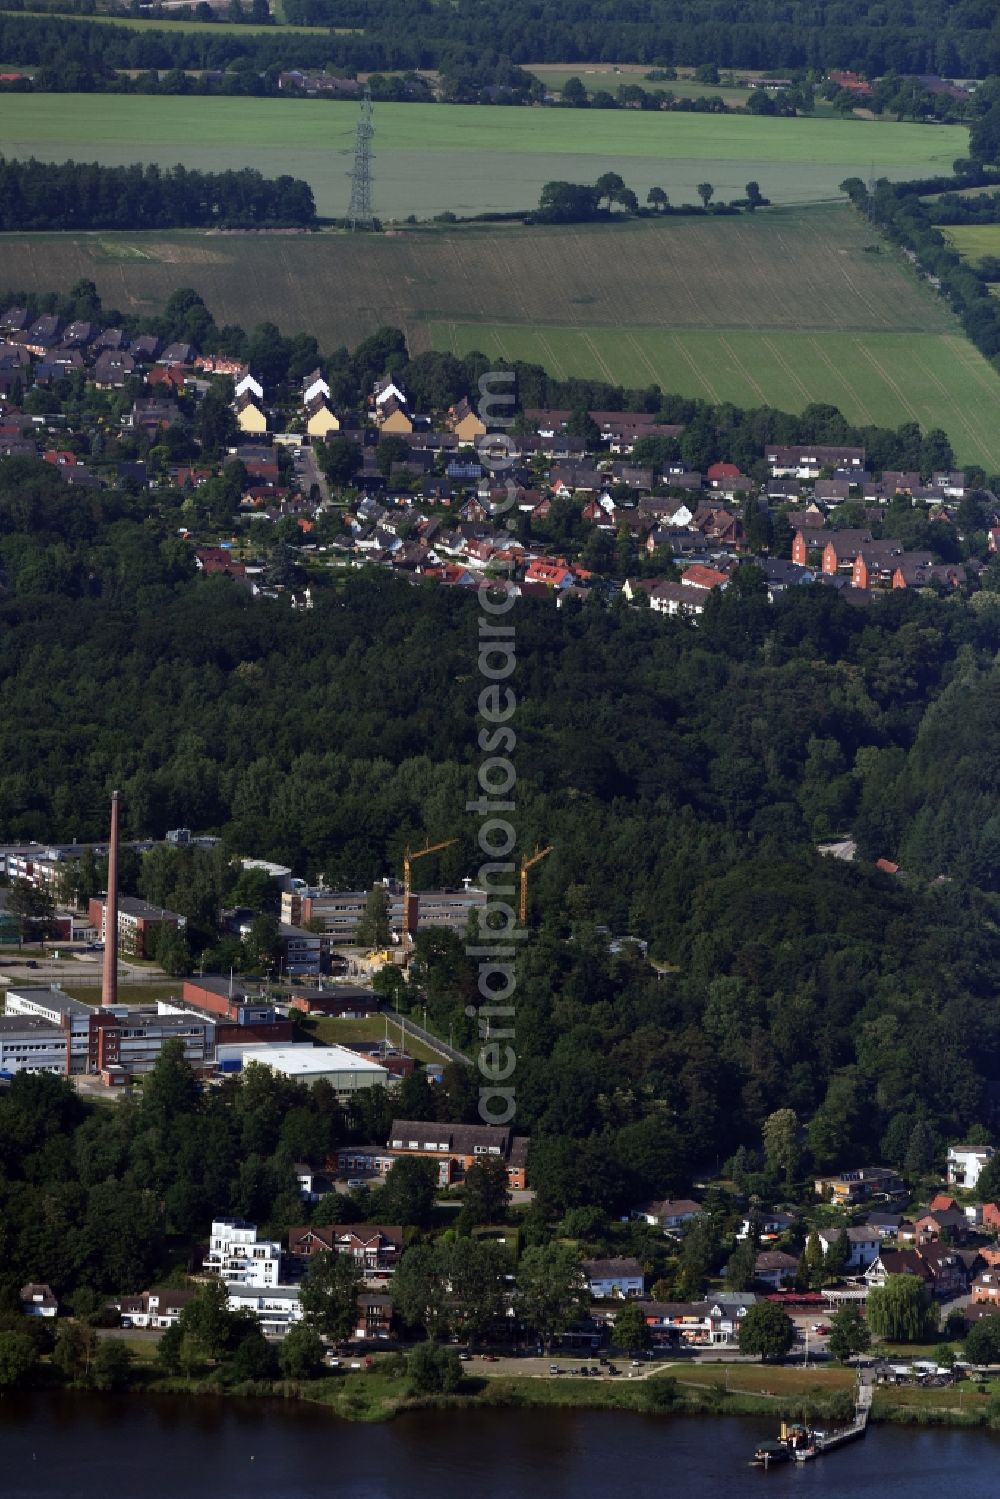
[0,94,967,217]
[939,223,1000,263]
[0,204,948,342]
[430,322,1000,468]
[527,64,753,108]
[36,11,340,34]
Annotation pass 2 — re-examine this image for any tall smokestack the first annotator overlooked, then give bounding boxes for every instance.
[101,790,120,1008]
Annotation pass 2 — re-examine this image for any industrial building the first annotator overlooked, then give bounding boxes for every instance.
[2,986,215,1081]
[280,879,486,945]
[215,1041,390,1094]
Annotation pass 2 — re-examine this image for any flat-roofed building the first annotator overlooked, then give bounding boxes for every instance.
[281,880,486,944]
[217,1042,389,1095]
[88,894,186,958]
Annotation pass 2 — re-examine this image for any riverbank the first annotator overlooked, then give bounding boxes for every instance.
[92,1356,1000,1433]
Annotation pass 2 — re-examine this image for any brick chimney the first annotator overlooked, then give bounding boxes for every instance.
[100,790,120,1008]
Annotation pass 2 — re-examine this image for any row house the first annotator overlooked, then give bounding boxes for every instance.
[893,560,966,589]
[649,581,706,618]
[767,444,866,478]
[287,1224,403,1277]
[851,541,907,589]
[681,563,730,591]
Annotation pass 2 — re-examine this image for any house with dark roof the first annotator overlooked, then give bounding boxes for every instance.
[20,1283,58,1318]
[583,1257,644,1298]
[383,1119,529,1189]
[632,1198,702,1231]
[751,1249,800,1288]
[287,1224,403,1276]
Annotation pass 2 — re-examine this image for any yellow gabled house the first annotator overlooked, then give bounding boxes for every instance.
[377,395,413,435]
[234,391,267,435]
[304,395,340,439]
[448,396,486,443]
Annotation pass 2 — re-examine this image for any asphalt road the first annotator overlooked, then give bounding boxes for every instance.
[294,444,329,506]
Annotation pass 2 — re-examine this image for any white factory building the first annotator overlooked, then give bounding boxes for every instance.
[215,1041,390,1094]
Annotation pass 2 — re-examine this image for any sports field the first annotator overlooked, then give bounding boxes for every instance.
[6,204,997,462]
[0,95,967,218]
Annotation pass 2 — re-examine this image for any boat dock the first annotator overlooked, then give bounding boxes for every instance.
[751,1376,872,1467]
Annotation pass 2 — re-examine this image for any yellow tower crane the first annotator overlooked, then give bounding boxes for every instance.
[519,845,553,925]
[402,838,457,952]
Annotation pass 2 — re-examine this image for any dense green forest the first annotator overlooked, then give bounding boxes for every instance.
[4,449,1000,1198]
[2,0,1000,83]
[0,158,316,229]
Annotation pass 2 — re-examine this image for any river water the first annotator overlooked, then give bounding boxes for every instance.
[2,1393,999,1499]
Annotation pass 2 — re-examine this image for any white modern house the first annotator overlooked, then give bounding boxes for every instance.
[225,1284,303,1338]
[947,1144,996,1190]
[203,1219,283,1287]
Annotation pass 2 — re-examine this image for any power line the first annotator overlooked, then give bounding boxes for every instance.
[348,86,375,231]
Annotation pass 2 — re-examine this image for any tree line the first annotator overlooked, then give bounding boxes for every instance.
[0,157,315,229]
[533,173,766,223]
[843,164,1000,367]
[4,0,1000,90]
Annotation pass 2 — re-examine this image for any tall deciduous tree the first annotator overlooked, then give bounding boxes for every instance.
[867,1275,936,1343]
[827,1304,872,1363]
[737,1302,794,1361]
[298,1250,362,1344]
[514,1244,588,1349]
[460,1156,511,1226]
[614,1299,652,1352]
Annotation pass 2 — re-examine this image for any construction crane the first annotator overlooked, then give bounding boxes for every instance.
[519,845,553,925]
[402,838,457,952]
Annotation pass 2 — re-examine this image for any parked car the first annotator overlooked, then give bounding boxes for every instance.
[481,1353,499,1362]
